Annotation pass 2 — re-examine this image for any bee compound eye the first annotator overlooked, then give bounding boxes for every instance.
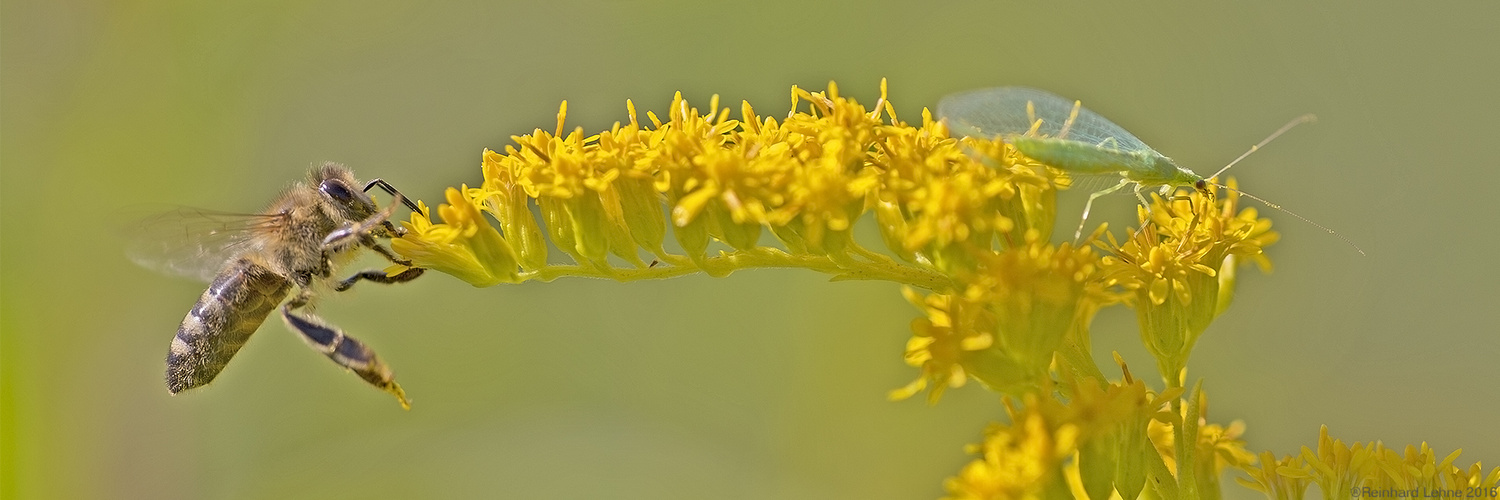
[320,180,355,203]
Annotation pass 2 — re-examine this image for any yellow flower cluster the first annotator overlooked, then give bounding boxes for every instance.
[391,80,1059,289]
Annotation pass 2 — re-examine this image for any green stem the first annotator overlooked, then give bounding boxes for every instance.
[1178,380,1203,500]
[1161,365,1198,500]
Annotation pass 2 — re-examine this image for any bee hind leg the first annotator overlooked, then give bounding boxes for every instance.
[281,292,411,409]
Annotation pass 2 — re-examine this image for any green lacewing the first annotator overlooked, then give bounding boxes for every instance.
[937,87,1362,255]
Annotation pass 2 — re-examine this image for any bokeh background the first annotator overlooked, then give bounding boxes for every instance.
[4,2,1498,499]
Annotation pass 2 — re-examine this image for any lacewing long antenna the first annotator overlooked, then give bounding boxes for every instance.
[1210,182,1366,256]
[1209,114,1318,180]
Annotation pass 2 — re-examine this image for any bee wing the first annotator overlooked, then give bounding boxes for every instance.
[126,206,287,282]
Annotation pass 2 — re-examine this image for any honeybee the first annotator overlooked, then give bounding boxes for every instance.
[131,162,424,408]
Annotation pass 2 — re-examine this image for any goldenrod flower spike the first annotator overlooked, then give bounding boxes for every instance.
[401,81,981,291]
[384,81,1498,500]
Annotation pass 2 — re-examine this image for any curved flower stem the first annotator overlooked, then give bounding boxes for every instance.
[518,247,957,292]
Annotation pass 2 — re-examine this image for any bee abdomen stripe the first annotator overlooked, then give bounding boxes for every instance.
[165,261,290,394]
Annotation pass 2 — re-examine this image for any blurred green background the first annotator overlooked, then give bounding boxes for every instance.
[4,2,1498,499]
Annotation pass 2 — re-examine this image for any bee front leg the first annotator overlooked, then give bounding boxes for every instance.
[322,193,406,249]
[280,290,411,409]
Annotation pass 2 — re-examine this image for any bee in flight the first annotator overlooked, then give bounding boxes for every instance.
[130,162,424,408]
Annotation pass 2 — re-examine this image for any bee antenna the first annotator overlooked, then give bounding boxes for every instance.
[364,179,421,212]
[1209,114,1317,180]
[1211,182,1366,256]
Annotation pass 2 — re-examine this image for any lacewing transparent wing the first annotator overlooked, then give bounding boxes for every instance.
[938,86,1156,158]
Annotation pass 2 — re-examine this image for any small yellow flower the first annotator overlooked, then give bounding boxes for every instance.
[1298,425,1380,500]
[1063,374,1169,500]
[889,287,993,404]
[1236,451,1313,500]
[1150,415,1255,494]
[958,231,1109,393]
[388,189,520,287]
[1101,180,1278,381]
[944,396,1078,500]
[477,148,551,270]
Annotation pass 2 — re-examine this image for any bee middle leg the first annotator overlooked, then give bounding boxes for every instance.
[333,267,424,292]
[324,233,423,293]
[280,290,411,409]
[363,239,412,267]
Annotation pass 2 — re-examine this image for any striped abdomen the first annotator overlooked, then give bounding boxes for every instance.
[166,259,291,394]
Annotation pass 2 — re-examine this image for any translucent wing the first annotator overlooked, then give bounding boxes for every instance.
[126,207,285,282]
[937,87,1154,155]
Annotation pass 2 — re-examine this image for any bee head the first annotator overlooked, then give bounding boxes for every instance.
[313,162,379,222]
